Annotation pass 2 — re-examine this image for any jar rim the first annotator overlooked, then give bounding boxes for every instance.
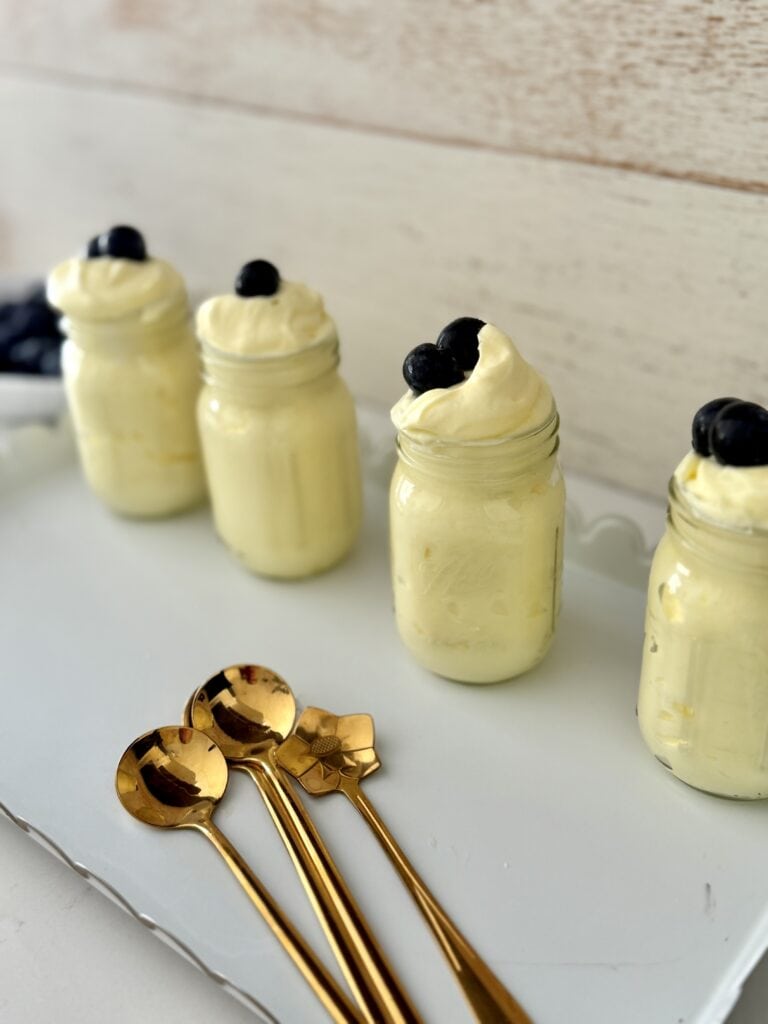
[198,325,337,367]
[396,401,559,451]
[61,295,190,348]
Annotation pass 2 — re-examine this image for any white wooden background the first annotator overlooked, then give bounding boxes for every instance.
[1,1,767,497]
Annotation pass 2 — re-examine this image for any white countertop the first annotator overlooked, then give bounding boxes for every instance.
[1,416,766,1024]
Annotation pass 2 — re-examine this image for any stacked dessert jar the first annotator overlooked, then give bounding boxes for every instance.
[48,226,206,518]
[196,260,362,579]
[638,398,768,799]
[389,317,565,683]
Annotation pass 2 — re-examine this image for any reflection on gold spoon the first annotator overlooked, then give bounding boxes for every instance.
[115,725,362,1024]
[277,708,534,1024]
[185,666,421,1024]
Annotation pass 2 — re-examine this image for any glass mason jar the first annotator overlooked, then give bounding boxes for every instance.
[390,407,565,683]
[61,303,206,517]
[638,479,768,798]
[198,335,362,578]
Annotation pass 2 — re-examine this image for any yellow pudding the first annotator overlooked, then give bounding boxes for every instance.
[390,322,565,683]
[638,400,768,798]
[196,262,362,578]
[48,235,205,518]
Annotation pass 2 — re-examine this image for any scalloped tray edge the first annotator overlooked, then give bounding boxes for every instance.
[0,798,280,1024]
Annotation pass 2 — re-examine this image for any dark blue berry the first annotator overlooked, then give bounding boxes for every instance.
[709,401,768,467]
[0,283,64,375]
[235,260,280,297]
[38,346,62,376]
[435,317,485,370]
[98,225,147,261]
[692,397,739,456]
[21,285,62,335]
[85,236,102,258]
[25,284,49,306]
[7,337,50,375]
[7,302,58,341]
[403,343,463,395]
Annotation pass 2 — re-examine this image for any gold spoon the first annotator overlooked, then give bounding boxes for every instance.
[115,725,362,1024]
[185,666,422,1024]
[276,708,535,1024]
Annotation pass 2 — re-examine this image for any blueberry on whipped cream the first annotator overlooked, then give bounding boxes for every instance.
[708,400,768,467]
[436,316,486,370]
[402,316,486,394]
[85,236,102,259]
[691,397,739,457]
[675,398,768,530]
[235,260,280,298]
[87,225,147,262]
[402,342,463,395]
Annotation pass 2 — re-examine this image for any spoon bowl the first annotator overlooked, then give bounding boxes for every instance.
[116,725,228,829]
[189,665,296,759]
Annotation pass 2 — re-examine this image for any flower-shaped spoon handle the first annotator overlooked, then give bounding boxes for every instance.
[277,709,534,1024]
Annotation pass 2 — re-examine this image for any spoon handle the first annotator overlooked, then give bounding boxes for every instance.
[340,782,534,1024]
[195,818,362,1024]
[245,760,422,1024]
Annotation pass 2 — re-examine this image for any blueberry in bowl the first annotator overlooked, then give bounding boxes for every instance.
[0,283,64,376]
[0,280,67,423]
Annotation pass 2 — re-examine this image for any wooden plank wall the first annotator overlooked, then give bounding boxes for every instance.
[1,2,767,497]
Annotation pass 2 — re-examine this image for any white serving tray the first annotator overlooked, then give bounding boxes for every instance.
[1,407,767,1024]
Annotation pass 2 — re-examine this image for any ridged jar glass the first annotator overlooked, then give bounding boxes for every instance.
[61,303,205,518]
[390,407,565,683]
[638,478,768,798]
[198,335,362,579]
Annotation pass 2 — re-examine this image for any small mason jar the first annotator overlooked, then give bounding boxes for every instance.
[638,478,768,798]
[198,334,362,578]
[61,304,206,518]
[390,406,565,683]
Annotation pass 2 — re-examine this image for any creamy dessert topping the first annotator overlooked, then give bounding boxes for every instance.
[392,322,553,441]
[197,260,335,357]
[674,397,768,530]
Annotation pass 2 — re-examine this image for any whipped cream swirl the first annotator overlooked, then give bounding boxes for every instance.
[391,323,553,441]
[196,281,335,356]
[674,451,768,531]
[47,257,187,325]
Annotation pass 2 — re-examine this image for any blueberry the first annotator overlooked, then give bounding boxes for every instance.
[435,316,486,370]
[18,286,62,336]
[38,345,62,377]
[692,397,739,456]
[403,343,464,395]
[85,235,102,259]
[25,283,49,306]
[7,302,58,341]
[709,401,768,467]
[7,337,49,374]
[97,225,147,261]
[235,260,280,297]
